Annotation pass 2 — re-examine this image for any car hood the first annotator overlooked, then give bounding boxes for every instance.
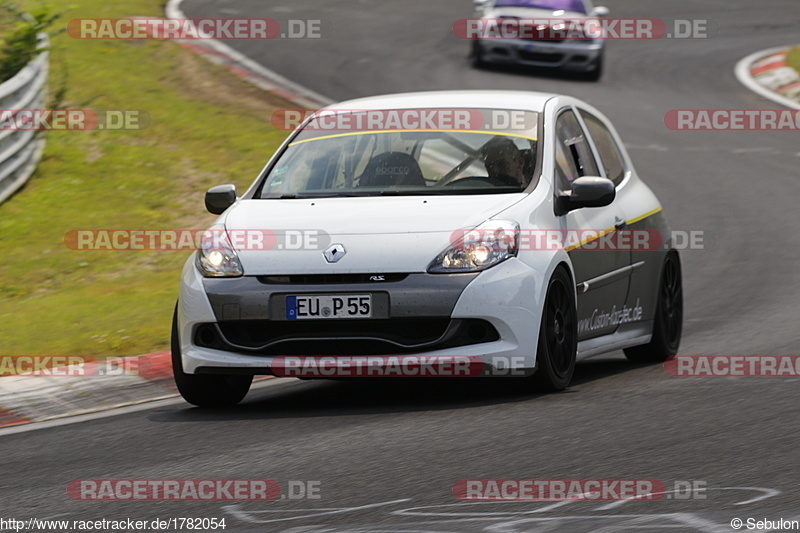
[223,195,525,274]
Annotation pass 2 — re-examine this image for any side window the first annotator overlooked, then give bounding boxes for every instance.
[580,110,627,186]
[554,109,599,192]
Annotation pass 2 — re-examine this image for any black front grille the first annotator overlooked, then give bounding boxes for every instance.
[194,318,499,355]
[519,51,564,63]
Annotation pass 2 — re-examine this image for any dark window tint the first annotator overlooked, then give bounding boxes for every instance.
[495,0,586,13]
[580,111,627,186]
[554,109,599,192]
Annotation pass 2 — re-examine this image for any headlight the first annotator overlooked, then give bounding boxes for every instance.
[428,220,519,273]
[195,225,243,277]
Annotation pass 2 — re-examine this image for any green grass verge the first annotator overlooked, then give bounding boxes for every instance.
[0,0,293,357]
[786,46,800,76]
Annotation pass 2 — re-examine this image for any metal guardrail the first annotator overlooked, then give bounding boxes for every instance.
[0,44,48,205]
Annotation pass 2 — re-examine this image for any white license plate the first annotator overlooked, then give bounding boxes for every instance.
[286,294,372,320]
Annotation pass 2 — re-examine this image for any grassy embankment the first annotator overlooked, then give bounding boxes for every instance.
[0,0,294,357]
[785,46,800,75]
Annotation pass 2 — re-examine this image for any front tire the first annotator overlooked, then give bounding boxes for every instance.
[470,41,486,68]
[624,252,683,362]
[531,267,577,391]
[579,53,604,81]
[171,306,252,407]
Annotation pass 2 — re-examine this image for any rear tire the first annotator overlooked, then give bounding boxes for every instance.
[171,306,252,407]
[530,267,577,391]
[624,252,683,363]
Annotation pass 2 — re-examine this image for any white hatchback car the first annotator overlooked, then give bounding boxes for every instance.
[173,90,682,406]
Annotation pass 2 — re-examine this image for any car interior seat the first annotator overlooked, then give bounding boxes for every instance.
[357,152,427,188]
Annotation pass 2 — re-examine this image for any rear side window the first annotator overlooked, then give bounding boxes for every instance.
[554,109,599,192]
[580,111,627,186]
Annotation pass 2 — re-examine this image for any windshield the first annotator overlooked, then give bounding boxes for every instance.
[258,109,539,198]
[494,0,587,13]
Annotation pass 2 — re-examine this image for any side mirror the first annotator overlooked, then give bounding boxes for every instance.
[474,0,490,7]
[556,176,615,215]
[590,5,610,16]
[205,184,237,215]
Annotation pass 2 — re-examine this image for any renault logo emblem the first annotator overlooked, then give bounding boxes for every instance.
[324,244,346,263]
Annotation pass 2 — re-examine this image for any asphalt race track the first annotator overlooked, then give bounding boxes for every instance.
[3,1,800,531]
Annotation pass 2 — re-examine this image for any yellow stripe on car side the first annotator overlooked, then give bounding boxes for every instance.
[288,129,538,146]
[563,206,663,252]
[626,206,663,226]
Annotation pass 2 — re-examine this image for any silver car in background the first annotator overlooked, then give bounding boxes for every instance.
[470,0,609,80]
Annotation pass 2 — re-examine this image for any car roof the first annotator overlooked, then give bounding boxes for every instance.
[323,90,557,113]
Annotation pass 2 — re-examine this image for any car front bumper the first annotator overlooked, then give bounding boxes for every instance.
[176,256,545,376]
[476,39,603,71]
